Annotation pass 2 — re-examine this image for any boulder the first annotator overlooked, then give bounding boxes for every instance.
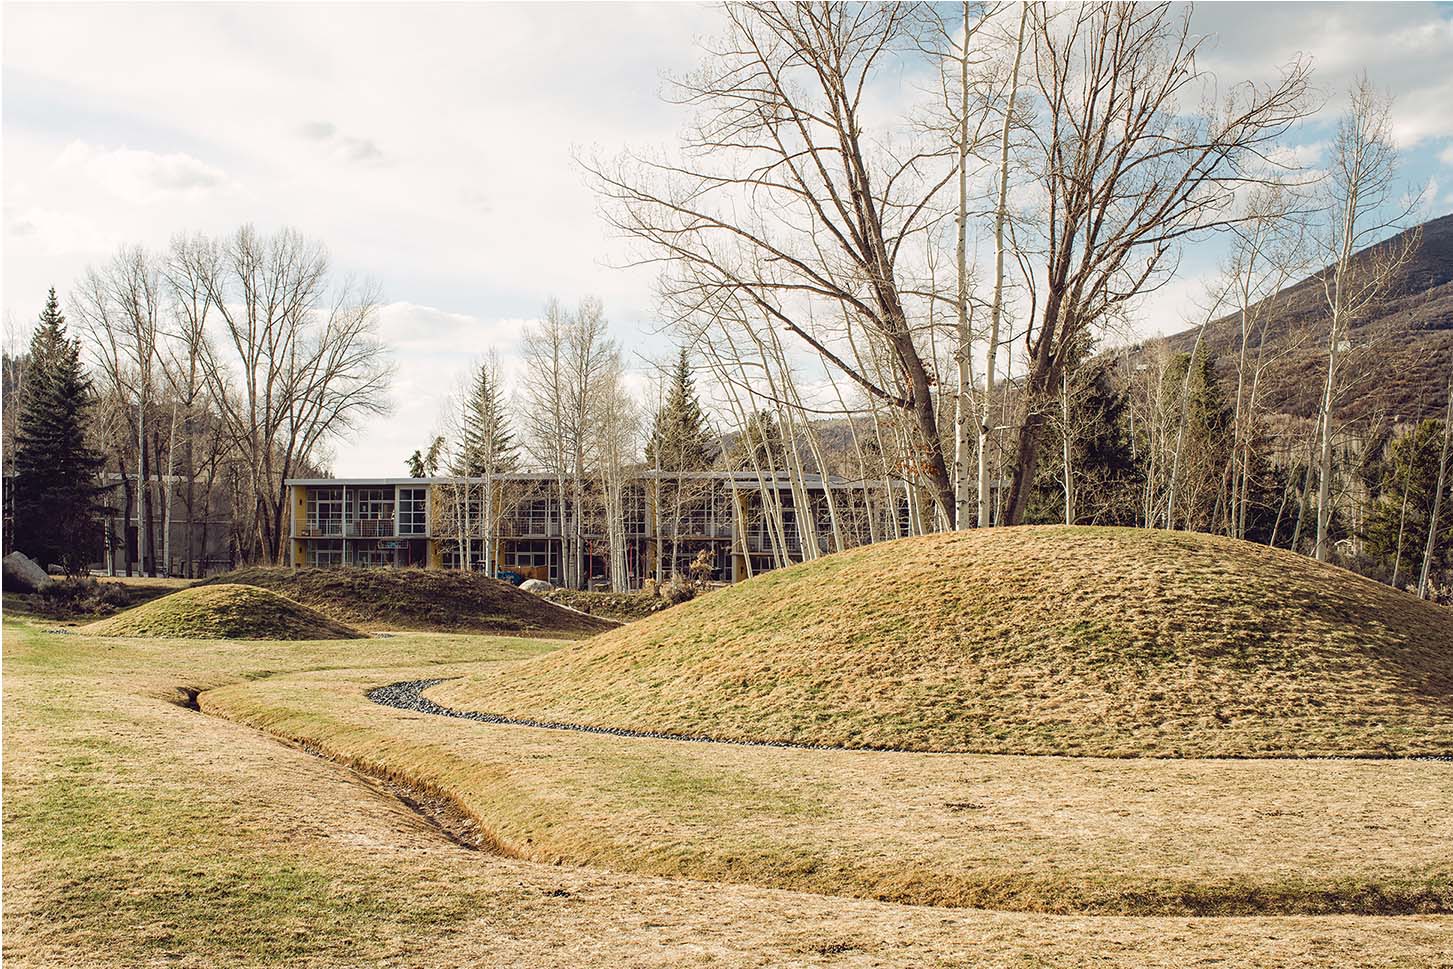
[3,551,55,592]
[520,578,553,593]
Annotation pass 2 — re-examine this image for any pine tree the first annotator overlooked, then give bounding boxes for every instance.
[458,363,517,475]
[12,289,106,573]
[1364,419,1452,587]
[727,410,789,470]
[407,436,446,477]
[645,348,717,471]
[1026,358,1140,525]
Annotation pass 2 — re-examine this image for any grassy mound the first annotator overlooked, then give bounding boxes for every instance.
[200,567,616,637]
[82,584,363,640]
[430,527,1453,757]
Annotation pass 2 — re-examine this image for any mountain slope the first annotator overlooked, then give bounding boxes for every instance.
[1164,212,1453,423]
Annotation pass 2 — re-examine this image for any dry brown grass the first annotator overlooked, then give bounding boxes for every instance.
[199,566,617,637]
[81,584,364,640]
[432,527,1453,757]
[5,616,1451,966]
[203,665,1453,917]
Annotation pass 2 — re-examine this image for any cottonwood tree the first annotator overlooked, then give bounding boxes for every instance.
[1000,2,1313,524]
[182,226,393,563]
[73,246,165,574]
[588,1,965,526]
[1311,77,1420,561]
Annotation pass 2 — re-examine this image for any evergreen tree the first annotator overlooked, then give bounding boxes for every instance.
[645,348,717,471]
[458,363,517,475]
[727,410,789,470]
[1026,358,1141,525]
[12,289,106,573]
[1161,347,1233,532]
[1364,419,1452,587]
[407,436,446,477]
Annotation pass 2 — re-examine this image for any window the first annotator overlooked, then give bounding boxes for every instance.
[307,539,344,567]
[397,487,427,535]
[623,489,647,535]
[307,488,344,535]
[514,499,555,534]
[350,487,395,537]
[504,539,549,569]
[353,543,397,567]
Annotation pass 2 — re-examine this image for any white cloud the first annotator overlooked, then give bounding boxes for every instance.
[53,140,234,205]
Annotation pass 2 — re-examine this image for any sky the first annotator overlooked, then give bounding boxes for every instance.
[5,1,1453,476]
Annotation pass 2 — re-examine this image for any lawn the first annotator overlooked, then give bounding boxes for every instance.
[4,612,1451,967]
[205,665,1453,916]
[430,527,1453,756]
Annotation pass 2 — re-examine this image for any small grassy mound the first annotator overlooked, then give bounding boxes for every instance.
[431,527,1453,757]
[200,567,616,637]
[83,584,364,640]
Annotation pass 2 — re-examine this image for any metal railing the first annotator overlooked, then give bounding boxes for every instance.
[299,519,397,538]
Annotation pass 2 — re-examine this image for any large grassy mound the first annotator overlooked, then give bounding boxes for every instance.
[82,584,364,640]
[430,527,1453,757]
[200,566,616,637]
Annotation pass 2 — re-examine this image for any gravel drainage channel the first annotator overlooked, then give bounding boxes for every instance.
[367,679,1453,763]
[366,678,842,751]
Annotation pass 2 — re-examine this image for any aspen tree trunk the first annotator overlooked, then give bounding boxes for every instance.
[1061,368,1074,525]
[953,0,974,528]
[1314,192,1357,561]
[1391,452,1413,586]
[162,403,179,575]
[979,3,1027,528]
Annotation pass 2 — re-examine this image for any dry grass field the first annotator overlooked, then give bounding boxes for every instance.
[204,665,1453,916]
[432,528,1453,757]
[5,526,1453,967]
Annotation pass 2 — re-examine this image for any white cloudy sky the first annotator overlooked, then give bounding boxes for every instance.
[5,1,1453,476]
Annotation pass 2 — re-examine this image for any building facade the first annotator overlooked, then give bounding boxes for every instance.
[286,472,904,589]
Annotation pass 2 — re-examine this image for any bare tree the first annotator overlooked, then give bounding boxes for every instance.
[1311,77,1420,561]
[588,2,965,525]
[73,246,164,574]
[184,226,393,563]
[1000,2,1313,524]
[521,297,619,589]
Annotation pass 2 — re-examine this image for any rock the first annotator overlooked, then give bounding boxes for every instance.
[520,578,553,593]
[3,551,55,593]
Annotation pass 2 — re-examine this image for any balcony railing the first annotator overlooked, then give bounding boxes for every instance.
[299,519,398,538]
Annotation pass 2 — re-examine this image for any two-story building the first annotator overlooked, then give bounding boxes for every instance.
[285,471,904,588]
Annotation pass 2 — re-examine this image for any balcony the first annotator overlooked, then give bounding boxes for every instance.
[299,518,398,538]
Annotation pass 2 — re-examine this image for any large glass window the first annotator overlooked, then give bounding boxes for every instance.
[397,487,427,535]
[352,543,397,567]
[306,539,344,567]
[306,488,344,535]
[350,487,395,537]
[503,539,549,569]
[514,499,555,534]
